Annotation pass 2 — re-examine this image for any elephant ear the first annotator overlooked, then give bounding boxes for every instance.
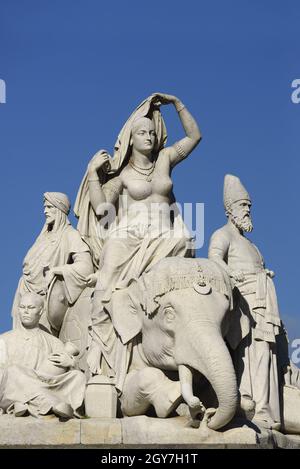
[106,281,143,345]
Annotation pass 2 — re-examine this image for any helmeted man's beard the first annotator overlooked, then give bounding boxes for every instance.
[231,213,253,233]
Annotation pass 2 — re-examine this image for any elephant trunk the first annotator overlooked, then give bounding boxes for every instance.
[176,323,238,431]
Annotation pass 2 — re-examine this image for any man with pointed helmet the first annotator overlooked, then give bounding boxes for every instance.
[208,174,281,430]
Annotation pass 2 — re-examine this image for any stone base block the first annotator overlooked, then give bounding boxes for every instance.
[121,416,266,447]
[81,418,122,445]
[0,414,80,446]
[85,375,118,418]
[0,414,300,448]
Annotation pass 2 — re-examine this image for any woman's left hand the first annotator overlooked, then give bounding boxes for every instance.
[151,92,178,106]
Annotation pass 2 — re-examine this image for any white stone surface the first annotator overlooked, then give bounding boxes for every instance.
[12,192,93,334]
[0,293,86,419]
[0,414,299,447]
[81,418,122,445]
[121,416,262,447]
[209,174,282,430]
[282,385,300,434]
[85,376,117,418]
[0,414,80,446]
[2,94,300,446]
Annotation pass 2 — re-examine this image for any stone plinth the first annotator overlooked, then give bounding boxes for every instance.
[0,415,300,448]
[81,418,122,445]
[0,414,80,446]
[121,416,261,447]
[85,375,118,418]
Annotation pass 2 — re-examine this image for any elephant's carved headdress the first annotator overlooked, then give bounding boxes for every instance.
[107,257,233,346]
[139,257,234,316]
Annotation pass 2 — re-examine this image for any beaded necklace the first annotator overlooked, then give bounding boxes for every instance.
[129,159,156,182]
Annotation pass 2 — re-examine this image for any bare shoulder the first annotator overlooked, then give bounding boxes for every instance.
[154,148,172,171]
[117,167,130,190]
[156,147,172,161]
[119,165,130,182]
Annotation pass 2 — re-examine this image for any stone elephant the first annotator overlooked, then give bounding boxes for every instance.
[106,257,244,431]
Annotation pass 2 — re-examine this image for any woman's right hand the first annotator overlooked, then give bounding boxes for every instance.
[151,92,178,106]
[88,150,111,176]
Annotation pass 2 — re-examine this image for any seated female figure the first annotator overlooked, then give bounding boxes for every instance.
[76,93,202,391]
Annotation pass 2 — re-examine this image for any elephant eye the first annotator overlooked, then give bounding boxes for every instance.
[164,307,175,321]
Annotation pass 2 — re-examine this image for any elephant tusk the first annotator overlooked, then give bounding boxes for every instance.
[178,364,204,420]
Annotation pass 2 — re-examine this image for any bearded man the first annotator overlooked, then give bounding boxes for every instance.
[12,192,93,334]
[208,174,281,430]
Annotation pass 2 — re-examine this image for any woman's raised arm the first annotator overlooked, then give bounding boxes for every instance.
[88,150,123,217]
[152,93,202,166]
[87,151,110,215]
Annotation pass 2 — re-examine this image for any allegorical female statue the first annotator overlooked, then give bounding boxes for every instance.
[74,93,201,390]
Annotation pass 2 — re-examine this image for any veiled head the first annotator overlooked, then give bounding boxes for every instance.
[130,117,157,156]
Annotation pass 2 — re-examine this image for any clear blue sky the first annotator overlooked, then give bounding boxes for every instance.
[0,1,299,354]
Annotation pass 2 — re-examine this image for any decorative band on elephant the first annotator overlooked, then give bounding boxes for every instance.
[105,257,241,431]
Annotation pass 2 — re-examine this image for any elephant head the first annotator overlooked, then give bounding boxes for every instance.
[107,257,239,430]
